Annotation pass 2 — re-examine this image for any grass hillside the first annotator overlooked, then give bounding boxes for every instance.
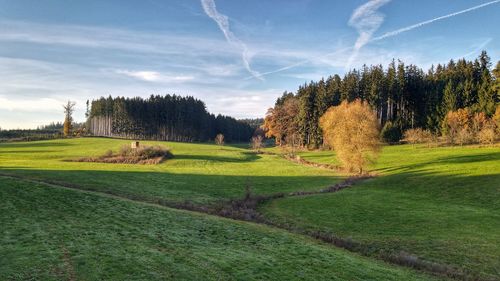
[0,138,339,205]
[261,144,500,280]
[0,176,439,280]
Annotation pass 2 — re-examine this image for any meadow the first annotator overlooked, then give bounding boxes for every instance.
[0,137,339,205]
[0,138,441,280]
[262,144,500,280]
[1,138,498,280]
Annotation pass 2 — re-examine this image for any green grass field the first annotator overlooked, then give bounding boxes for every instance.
[0,137,339,205]
[261,144,500,280]
[0,137,441,280]
[1,138,498,280]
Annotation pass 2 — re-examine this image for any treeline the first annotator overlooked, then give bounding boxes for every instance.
[264,51,499,147]
[0,128,62,142]
[37,122,63,130]
[0,121,86,142]
[88,95,254,142]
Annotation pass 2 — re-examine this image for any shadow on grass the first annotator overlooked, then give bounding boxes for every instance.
[1,166,498,280]
[174,151,261,163]
[263,170,500,280]
[0,150,62,153]
[376,151,500,173]
[0,168,339,206]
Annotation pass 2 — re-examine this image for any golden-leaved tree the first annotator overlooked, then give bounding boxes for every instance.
[63,100,76,137]
[320,99,381,174]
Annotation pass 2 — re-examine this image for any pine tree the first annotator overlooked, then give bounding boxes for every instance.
[443,81,457,113]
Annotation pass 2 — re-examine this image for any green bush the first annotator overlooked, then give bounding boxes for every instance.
[380,121,402,143]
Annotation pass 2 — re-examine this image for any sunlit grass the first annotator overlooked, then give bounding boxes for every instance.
[261,144,500,279]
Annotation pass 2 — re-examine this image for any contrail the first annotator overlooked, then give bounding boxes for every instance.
[251,0,499,80]
[346,0,391,70]
[201,0,263,80]
[372,0,500,41]
[458,38,492,59]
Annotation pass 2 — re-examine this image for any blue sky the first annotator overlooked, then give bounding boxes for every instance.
[0,0,499,129]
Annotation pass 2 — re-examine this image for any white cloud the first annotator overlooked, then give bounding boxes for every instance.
[115,70,194,83]
[373,0,500,41]
[201,0,263,80]
[346,0,391,69]
[116,70,161,81]
[0,96,62,112]
[254,0,499,79]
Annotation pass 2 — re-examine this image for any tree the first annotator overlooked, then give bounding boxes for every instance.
[87,95,253,142]
[380,121,402,143]
[494,105,500,134]
[63,101,76,137]
[442,108,470,144]
[442,81,457,113]
[493,61,500,98]
[251,135,264,152]
[477,70,495,115]
[319,99,381,174]
[215,134,224,146]
[262,95,300,146]
[267,52,496,148]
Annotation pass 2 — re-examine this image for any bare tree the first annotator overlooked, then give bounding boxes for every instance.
[215,133,224,146]
[63,101,76,137]
[251,135,264,152]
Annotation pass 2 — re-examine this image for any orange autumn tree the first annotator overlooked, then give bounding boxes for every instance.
[320,99,381,174]
[262,97,300,146]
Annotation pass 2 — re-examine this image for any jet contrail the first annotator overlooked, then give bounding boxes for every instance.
[250,0,499,80]
[372,0,500,42]
[201,0,263,80]
[458,38,492,59]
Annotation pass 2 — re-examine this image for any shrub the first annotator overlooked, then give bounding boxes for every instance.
[470,112,488,142]
[478,128,496,144]
[320,99,381,174]
[456,127,474,146]
[403,128,433,145]
[442,108,498,145]
[251,135,264,152]
[442,108,471,144]
[215,134,224,146]
[380,121,402,143]
[76,145,173,164]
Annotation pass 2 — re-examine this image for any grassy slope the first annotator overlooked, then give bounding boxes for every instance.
[0,138,340,205]
[0,177,439,281]
[261,144,500,279]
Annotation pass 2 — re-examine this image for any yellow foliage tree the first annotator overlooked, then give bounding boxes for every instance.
[319,99,381,174]
[63,100,76,137]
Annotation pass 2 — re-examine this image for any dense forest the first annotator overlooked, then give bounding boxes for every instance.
[88,95,254,142]
[264,51,499,147]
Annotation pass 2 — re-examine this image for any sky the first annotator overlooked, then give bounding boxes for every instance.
[0,0,499,129]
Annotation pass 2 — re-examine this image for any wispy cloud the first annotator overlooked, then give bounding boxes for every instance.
[116,70,161,81]
[254,0,499,79]
[115,70,194,83]
[201,0,263,80]
[346,0,391,69]
[372,0,500,41]
[458,38,493,59]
